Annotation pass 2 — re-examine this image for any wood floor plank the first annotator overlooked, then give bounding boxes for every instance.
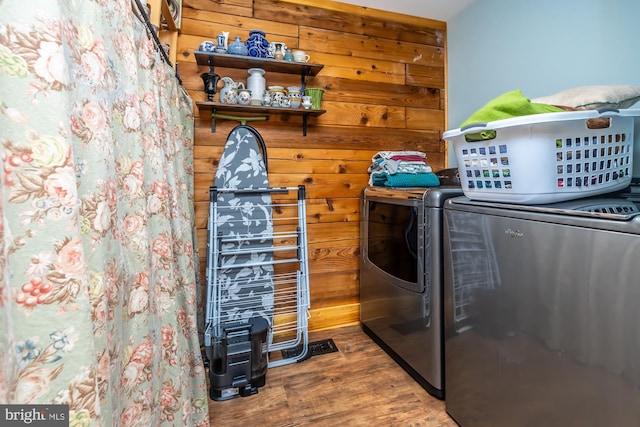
[207,325,457,426]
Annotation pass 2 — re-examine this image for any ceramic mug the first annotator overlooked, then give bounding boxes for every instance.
[269,86,287,105]
[289,97,301,108]
[293,50,310,63]
[237,89,252,105]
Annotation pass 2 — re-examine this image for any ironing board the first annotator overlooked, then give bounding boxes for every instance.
[209,125,274,327]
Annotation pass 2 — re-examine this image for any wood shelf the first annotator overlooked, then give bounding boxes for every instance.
[194,51,325,135]
[194,51,324,77]
[196,102,325,116]
[196,102,326,135]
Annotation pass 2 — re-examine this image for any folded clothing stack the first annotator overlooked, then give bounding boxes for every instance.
[367,150,440,187]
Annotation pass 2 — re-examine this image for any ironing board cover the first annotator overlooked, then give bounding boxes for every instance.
[213,125,274,325]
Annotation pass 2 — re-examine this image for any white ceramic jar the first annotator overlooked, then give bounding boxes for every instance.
[247,68,266,106]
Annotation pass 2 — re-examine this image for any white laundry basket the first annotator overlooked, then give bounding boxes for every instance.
[444,108,640,204]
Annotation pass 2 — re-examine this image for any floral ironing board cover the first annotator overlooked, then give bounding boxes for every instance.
[213,125,274,326]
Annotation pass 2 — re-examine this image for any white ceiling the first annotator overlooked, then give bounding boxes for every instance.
[337,0,475,22]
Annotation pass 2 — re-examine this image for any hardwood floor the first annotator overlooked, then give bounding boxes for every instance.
[207,325,458,426]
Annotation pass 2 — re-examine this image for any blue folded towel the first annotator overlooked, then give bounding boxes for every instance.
[371,172,440,188]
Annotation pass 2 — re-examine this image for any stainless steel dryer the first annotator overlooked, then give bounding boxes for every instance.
[360,185,463,398]
[443,185,640,426]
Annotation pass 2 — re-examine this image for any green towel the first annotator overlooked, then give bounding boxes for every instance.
[371,172,441,188]
[460,89,564,128]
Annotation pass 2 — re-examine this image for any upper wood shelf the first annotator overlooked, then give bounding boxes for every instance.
[194,51,324,76]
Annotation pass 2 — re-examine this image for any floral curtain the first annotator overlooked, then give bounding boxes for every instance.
[0,1,209,426]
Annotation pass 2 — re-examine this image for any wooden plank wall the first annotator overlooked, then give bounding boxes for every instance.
[178,0,447,331]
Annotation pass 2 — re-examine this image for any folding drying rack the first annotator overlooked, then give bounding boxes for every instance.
[204,185,311,369]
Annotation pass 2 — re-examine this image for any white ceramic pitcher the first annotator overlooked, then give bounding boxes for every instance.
[219,77,244,104]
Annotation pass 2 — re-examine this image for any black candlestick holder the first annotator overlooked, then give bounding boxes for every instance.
[201,72,220,101]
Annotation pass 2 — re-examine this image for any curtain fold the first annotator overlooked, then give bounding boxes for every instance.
[0,1,209,425]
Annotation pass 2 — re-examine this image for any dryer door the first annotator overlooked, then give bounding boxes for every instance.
[363,195,424,293]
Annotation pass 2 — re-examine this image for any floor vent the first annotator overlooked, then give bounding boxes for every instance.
[281,338,339,362]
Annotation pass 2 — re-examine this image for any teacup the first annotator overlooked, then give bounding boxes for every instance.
[293,50,310,63]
